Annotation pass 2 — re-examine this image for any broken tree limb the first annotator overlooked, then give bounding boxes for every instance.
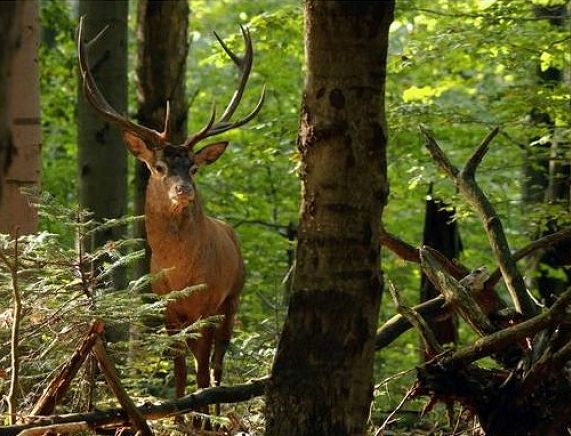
[445,288,571,368]
[92,337,152,436]
[420,247,497,337]
[522,333,571,395]
[1,377,268,435]
[379,225,420,263]
[388,281,443,356]
[18,422,90,436]
[380,227,469,279]
[30,319,105,416]
[419,125,537,318]
[375,295,448,350]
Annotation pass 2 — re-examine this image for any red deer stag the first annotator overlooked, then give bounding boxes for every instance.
[77,17,264,400]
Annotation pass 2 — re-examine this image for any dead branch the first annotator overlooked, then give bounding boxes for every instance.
[445,288,571,367]
[18,422,90,436]
[0,377,268,435]
[380,227,469,279]
[92,337,152,435]
[419,125,537,317]
[522,333,571,395]
[31,320,104,416]
[388,281,443,356]
[375,295,448,350]
[420,247,497,337]
[379,226,420,263]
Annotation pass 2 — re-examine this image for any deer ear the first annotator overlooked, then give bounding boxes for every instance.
[193,141,228,167]
[122,131,155,165]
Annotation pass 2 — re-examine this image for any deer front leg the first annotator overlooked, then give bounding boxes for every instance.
[173,347,187,398]
[211,295,239,414]
[165,319,188,398]
[188,329,213,429]
[189,328,214,390]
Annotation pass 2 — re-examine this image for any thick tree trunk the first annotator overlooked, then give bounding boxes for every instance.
[133,0,189,284]
[77,1,128,293]
[0,2,23,206]
[0,0,40,236]
[265,2,394,435]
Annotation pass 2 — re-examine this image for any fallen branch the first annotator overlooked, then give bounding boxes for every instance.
[0,377,268,435]
[380,227,469,279]
[420,248,496,337]
[375,295,448,350]
[445,288,571,367]
[92,337,152,435]
[377,227,571,350]
[18,422,90,436]
[388,281,443,356]
[31,320,104,416]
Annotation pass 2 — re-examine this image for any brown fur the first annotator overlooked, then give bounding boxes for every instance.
[127,133,245,399]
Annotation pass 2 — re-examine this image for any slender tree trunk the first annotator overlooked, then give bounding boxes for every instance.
[266,2,394,435]
[0,0,40,236]
[133,0,189,284]
[77,1,128,344]
[0,2,23,205]
[77,1,128,290]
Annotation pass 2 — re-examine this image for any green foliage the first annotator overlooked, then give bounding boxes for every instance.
[39,0,78,234]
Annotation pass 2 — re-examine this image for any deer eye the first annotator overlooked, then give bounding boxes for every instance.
[189,165,198,175]
[154,161,168,175]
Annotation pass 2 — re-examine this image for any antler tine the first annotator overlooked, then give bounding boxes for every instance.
[162,100,171,140]
[183,103,217,150]
[216,25,253,122]
[207,84,266,136]
[77,16,166,148]
[183,26,265,149]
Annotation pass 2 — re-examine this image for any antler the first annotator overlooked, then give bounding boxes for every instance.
[183,26,266,150]
[77,16,169,149]
[78,17,264,150]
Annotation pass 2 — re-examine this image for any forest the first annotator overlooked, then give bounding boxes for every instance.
[0,0,570,435]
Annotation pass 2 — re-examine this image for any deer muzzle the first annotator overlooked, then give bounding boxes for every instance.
[170,182,195,206]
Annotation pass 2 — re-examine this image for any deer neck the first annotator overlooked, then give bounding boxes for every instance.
[144,184,207,253]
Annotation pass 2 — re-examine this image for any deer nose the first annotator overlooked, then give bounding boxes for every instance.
[175,184,192,196]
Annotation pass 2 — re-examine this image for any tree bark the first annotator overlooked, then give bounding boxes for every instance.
[77,1,128,297]
[0,0,40,235]
[265,2,394,435]
[0,2,23,206]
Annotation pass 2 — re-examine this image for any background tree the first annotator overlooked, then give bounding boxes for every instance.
[0,2,23,204]
[0,0,40,235]
[77,0,128,293]
[523,2,570,306]
[133,0,189,284]
[266,2,394,434]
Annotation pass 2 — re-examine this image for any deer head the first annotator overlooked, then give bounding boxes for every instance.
[77,17,265,213]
